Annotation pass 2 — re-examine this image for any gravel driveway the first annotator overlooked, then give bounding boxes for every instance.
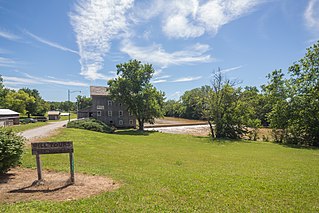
[20,120,70,141]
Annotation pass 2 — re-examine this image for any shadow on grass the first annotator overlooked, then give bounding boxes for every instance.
[279,143,319,150]
[115,129,158,136]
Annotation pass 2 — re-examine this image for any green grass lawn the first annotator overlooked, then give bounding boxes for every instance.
[4,122,48,133]
[2,129,319,212]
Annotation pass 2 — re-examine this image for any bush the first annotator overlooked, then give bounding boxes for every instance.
[0,128,25,174]
[67,118,116,133]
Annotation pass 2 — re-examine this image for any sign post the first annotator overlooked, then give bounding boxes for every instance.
[31,141,75,184]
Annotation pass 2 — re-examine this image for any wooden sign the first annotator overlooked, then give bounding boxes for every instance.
[31,141,75,184]
[32,141,73,155]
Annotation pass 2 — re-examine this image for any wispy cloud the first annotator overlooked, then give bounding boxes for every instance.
[0,56,17,68]
[172,76,202,82]
[0,29,20,41]
[304,0,319,34]
[134,0,264,38]
[25,30,78,55]
[220,65,243,74]
[167,91,182,100]
[70,0,133,80]
[152,79,167,84]
[3,74,88,87]
[121,41,212,67]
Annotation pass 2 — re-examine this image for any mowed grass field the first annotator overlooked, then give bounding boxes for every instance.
[2,128,319,212]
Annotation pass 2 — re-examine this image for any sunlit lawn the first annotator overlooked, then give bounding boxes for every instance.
[4,122,48,133]
[2,128,319,212]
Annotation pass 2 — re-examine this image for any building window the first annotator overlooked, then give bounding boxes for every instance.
[119,120,123,125]
[108,110,112,117]
[119,103,122,107]
[129,111,134,116]
[119,110,123,117]
[97,105,104,110]
[108,100,112,106]
[97,111,101,116]
[129,120,133,125]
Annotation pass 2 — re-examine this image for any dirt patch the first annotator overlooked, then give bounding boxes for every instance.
[0,168,120,203]
[146,125,210,137]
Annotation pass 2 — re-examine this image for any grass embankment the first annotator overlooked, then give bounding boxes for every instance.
[2,129,319,212]
[4,122,48,133]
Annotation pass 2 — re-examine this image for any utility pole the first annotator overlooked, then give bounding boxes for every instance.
[68,90,81,122]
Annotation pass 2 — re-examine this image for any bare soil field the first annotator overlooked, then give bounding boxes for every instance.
[145,117,207,128]
[0,168,119,203]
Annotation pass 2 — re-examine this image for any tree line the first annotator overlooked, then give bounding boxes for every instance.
[0,78,91,117]
[163,41,319,146]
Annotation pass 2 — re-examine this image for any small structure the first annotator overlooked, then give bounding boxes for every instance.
[78,86,136,128]
[48,111,60,120]
[31,141,75,184]
[0,109,19,127]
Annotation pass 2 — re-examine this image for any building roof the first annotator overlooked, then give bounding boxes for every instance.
[0,109,19,115]
[48,111,60,115]
[90,86,109,96]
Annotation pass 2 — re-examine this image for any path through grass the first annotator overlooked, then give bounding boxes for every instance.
[2,129,319,212]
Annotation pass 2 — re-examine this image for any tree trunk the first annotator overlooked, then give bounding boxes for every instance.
[138,119,144,131]
[27,112,31,118]
[208,120,215,140]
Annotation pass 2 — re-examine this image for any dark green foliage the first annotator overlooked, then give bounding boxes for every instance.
[108,59,165,130]
[0,128,25,174]
[67,119,115,133]
[264,41,319,146]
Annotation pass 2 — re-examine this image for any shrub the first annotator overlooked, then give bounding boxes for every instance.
[0,128,25,174]
[67,118,116,133]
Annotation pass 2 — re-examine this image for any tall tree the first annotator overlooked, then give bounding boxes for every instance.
[108,59,165,131]
[4,90,35,114]
[205,72,253,139]
[76,95,92,110]
[20,88,49,117]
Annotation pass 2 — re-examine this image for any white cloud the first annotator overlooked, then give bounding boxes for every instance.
[304,0,319,33]
[70,0,133,80]
[152,79,167,84]
[172,76,202,82]
[3,74,88,87]
[135,0,263,38]
[121,41,212,67]
[167,91,182,100]
[0,29,20,41]
[0,56,16,68]
[220,65,243,73]
[25,31,78,55]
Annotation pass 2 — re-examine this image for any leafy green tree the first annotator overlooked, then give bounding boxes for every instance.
[263,41,319,146]
[163,99,184,117]
[76,95,92,110]
[20,88,49,117]
[205,72,251,139]
[180,86,212,120]
[108,59,165,131]
[4,90,35,114]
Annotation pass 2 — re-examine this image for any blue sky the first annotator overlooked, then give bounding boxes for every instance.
[0,0,318,101]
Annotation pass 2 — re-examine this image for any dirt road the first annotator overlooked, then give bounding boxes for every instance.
[19,120,70,141]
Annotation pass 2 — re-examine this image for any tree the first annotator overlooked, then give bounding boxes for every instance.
[0,75,10,108]
[180,86,212,120]
[20,88,49,117]
[108,59,165,131]
[205,72,252,139]
[3,90,35,114]
[76,95,92,110]
[263,41,319,146]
